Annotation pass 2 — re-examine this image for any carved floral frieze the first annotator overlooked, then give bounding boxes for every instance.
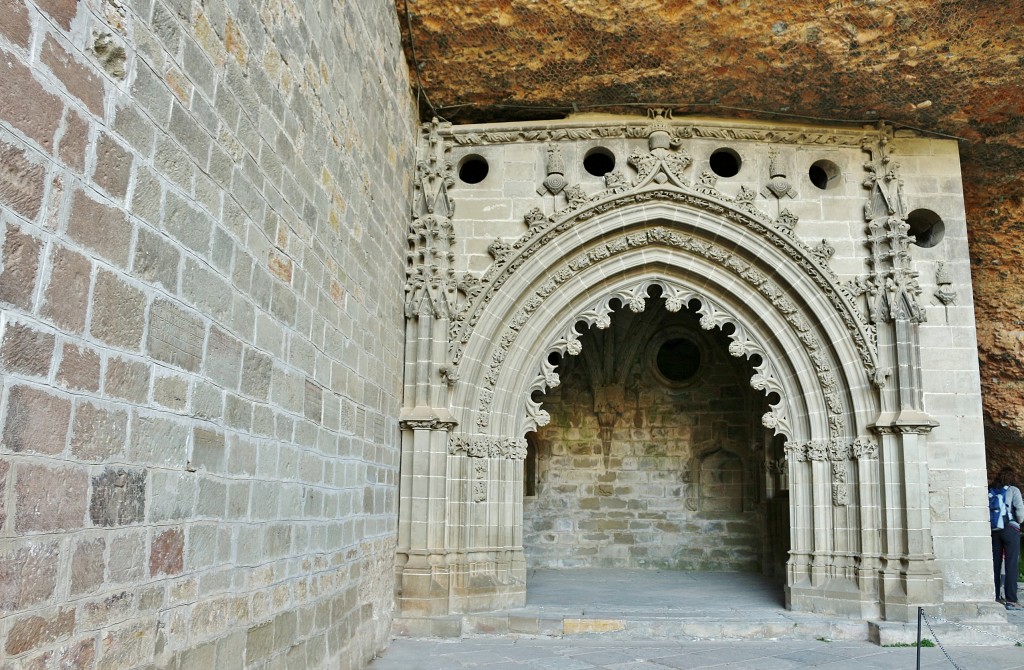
[448,434,528,460]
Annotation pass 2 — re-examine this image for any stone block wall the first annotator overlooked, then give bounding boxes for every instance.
[0,0,414,667]
[524,304,768,573]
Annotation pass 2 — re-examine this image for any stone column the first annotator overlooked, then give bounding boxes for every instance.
[396,120,460,616]
[860,133,943,621]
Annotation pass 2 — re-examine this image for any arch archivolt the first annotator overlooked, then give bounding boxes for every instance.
[448,204,880,446]
[519,277,795,439]
[449,189,879,383]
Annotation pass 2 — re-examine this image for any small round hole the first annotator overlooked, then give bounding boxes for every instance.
[458,155,489,184]
[709,148,741,178]
[809,159,841,190]
[548,351,562,366]
[655,338,701,383]
[906,209,945,248]
[583,147,615,177]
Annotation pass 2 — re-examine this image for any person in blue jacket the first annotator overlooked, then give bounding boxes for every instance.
[990,467,1024,610]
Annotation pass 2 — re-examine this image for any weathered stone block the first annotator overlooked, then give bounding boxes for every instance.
[241,347,272,400]
[0,320,55,377]
[104,356,150,402]
[70,401,128,461]
[89,468,145,526]
[152,372,188,410]
[0,0,30,48]
[15,462,88,532]
[147,299,204,372]
[34,0,78,30]
[57,342,102,392]
[0,52,63,150]
[191,426,224,472]
[41,35,104,117]
[206,326,242,389]
[91,269,145,349]
[0,541,59,609]
[107,531,145,583]
[132,226,180,291]
[59,108,89,174]
[54,637,97,668]
[42,245,92,333]
[0,223,42,310]
[0,140,47,221]
[70,537,106,595]
[96,621,154,670]
[92,133,133,200]
[245,621,274,662]
[68,191,132,268]
[2,384,71,455]
[164,190,212,256]
[4,607,76,656]
[150,527,184,576]
[129,412,188,466]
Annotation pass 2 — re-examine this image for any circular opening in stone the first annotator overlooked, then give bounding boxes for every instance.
[458,155,489,184]
[655,337,701,383]
[809,159,841,190]
[709,148,741,178]
[583,147,615,176]
[906,208,945,248]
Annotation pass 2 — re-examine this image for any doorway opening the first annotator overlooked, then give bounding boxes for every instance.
[522,290,789,578]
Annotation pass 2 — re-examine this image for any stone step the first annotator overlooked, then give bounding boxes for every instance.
[394,612,869,642]
[870,620,1024,647]
[395,610,1024,646]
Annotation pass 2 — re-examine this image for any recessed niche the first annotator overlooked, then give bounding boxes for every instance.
[906,208,945,248]
[655,337,701,383]
[808,159,841,190]
[458,155,489,184]
[709,148,741,178]
[583,147,615,176]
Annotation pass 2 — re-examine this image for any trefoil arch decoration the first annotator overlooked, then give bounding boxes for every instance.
[518,278,797,440]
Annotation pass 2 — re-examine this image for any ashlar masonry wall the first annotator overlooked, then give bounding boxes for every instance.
[0,0,414,667]
[524,303,768,574]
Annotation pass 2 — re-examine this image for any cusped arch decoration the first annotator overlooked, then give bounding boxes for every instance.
[520,278,793,439]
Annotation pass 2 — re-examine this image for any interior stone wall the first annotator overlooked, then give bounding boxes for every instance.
[0,0,414,667]
[523,304,771,573]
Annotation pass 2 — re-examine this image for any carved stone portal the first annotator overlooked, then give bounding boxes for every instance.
[397,114,991,624]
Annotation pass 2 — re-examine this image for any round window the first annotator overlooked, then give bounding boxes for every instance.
[655,337,701,383]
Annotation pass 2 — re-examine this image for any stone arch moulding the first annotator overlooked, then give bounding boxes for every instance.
[448,195,881,445]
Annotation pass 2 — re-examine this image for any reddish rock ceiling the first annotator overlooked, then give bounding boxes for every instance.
[397,0,1024,469]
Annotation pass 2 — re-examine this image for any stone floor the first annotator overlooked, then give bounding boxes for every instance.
[369,569,1024,669]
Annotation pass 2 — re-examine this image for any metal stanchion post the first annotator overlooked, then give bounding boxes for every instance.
[916,606,923,670]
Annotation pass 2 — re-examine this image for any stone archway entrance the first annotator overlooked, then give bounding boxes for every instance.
[396,113,994,625]
[523,297,785,578]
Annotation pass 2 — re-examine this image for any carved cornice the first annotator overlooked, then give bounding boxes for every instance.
[448,435,528,460]
[448,120,868,149]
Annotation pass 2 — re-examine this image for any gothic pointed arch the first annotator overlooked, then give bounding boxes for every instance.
[446,194,880,448]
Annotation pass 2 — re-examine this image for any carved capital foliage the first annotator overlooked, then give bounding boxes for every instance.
[400,417,457,431]
[449,435,528,460]
[851,436,878,460]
